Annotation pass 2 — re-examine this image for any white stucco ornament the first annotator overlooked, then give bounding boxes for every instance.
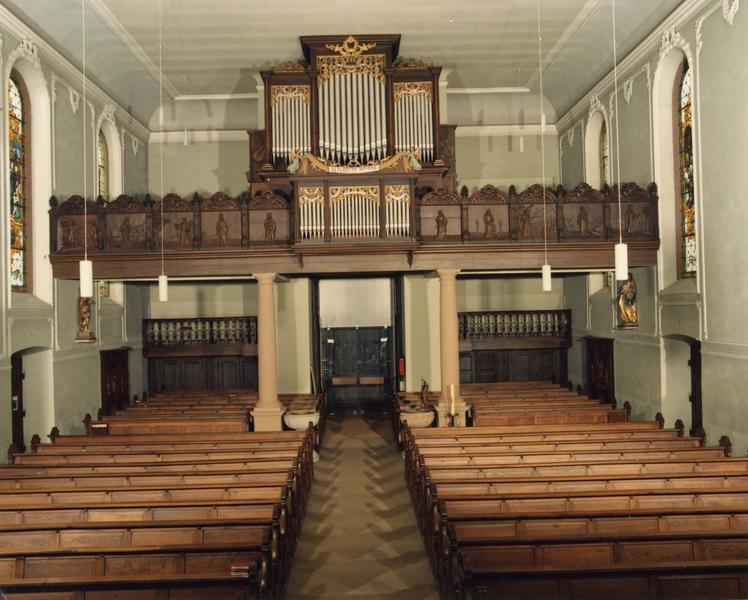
[623,78,634,104]
[723,0,740,25]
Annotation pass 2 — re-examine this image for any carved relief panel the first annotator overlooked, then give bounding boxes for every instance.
[607,183,658,241]
[558,183,605,241]
[200,192,243,249]
[153,194,197,250]
[419,188,461,242]
[105,195,147,252]
[52,196,101,253]
[464,185,510,241]
[512,185,558,242]
[249,191,290,245]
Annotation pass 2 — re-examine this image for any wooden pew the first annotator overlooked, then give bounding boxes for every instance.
[0,545,266,599]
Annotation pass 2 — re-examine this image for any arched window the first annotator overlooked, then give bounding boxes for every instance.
[677,60,695,278]
[599,119,610,187]
[97,129,109,200]
[8,70,30,292]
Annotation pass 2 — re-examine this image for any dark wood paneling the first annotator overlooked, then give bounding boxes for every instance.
[585,336,615,404]
[10,353,24,452]
[460,348,565,385]
[100,348,130,416]
[148,357,257,394]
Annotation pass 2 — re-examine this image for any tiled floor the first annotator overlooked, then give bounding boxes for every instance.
[285,414,438,599]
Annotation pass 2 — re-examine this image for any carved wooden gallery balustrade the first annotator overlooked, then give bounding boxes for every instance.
[143,316,258,348]
[459,309,572,340]
[48,182,658,257]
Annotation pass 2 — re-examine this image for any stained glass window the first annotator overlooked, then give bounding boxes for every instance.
[678,60,696,277]
[600,119,610,187]
[8,73,28,292]
[97,130,109,201]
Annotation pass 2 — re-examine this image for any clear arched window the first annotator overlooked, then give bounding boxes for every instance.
[599,119,610,187]
[677,60,695,278]
[8,71,29,292]
[97,129,109,201]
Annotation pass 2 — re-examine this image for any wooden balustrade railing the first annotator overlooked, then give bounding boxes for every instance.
[48,182,658,257]
[458,309,571,340]
[143,317,258,347]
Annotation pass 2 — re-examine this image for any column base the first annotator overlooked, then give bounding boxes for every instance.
[437,401,469,427]
[251,406,284,432]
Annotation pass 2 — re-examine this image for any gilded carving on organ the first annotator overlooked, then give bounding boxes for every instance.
[176,217,193,247]
[483,209,497,238]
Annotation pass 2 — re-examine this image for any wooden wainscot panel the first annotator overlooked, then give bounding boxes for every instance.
[200,192,244,250]
[607,182,659,241]
[50,195,101,254]
[464,185,510,242]
[558,183,606,241]
[419,188,461,242]
[512,184,559,242]
[154,193,198,251]
[104,195,147,252]
[249,191,291,246]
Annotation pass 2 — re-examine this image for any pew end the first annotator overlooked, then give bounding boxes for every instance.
[48,426,60,443]
[674,419,685,437]
[694,426,707,446]
[654,412,665,429]
[6,443,19,462]
[30,434,41,452]
[623,401,632,420]
[83,413,92,434]
[719,435,733,457]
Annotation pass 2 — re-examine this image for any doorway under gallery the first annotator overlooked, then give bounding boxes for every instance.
[311,276,404,415]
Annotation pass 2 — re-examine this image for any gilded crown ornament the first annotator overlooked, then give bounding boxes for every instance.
[325,35,376,58]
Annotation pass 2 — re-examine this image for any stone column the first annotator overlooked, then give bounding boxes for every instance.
[252,272,283,431]
[437,268,467,425]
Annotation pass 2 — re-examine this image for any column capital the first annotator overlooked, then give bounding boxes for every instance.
[436,268,461,280]
[253,272,278,284]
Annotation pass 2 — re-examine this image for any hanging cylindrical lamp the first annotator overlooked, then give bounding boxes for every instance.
[158,274,169,302]
[541,263,552,292]
[157,0,169,302]
[536,0,552,292]
[79,259,93,298]
[78,0,93,298]
[611,0,628,281]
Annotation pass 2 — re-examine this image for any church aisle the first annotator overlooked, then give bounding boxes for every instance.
[285,414,439,599]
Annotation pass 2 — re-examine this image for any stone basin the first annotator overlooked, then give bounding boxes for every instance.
[284,411,320,431]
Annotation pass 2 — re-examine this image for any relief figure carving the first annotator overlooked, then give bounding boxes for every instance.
[435,210,448,240]
[216,213,229,246]
[264,212,276,241]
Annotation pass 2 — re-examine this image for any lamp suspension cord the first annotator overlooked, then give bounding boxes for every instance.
[158,0,165,276]
[537,0,548,265]
[612,0,623,244]
[81,0,87,262]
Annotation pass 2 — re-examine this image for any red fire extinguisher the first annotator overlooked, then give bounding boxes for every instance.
[398,357,406,378]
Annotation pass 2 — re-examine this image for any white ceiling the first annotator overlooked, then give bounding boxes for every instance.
[5,0,684,126]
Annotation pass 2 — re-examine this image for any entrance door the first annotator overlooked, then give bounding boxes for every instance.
[100,348,130,416]
[323,326,390,413]
[10,353,25,452]
[689,340,702,436]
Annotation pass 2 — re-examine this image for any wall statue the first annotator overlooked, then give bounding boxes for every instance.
[617,273,638,328]
[76,296,95,342]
